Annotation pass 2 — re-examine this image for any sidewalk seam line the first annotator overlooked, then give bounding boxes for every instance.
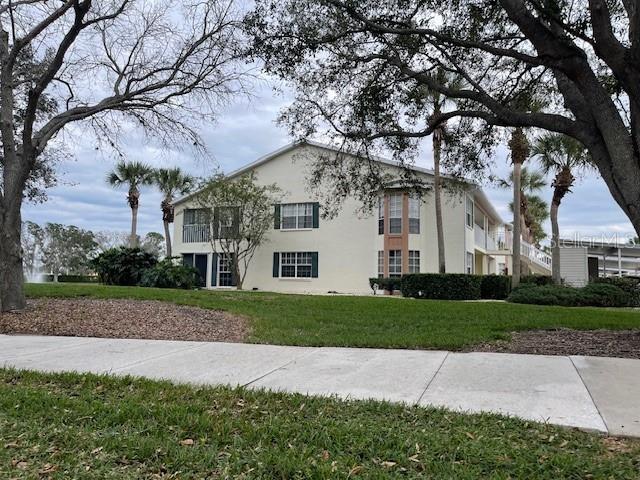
[242,348,320,388]
[108,343,210,374]
[569,356,609,435]
[1,337,103,360]
[416,351,450,405]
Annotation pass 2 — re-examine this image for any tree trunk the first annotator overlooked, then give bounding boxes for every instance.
[234,258,243,290]
[130,206,138,248]
[433,128,446,274]
[163,220,172,259]
[512,160,522,288]
[0,200,26,312]
[550,199,561,284]
[53,272,59,283]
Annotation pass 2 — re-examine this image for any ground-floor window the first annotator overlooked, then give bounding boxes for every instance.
[466,251,475,274]
[281,252,313,278]
[408,250,420,273]
[389,250,402,277]
[377,250,384,278]
[218,253,234,286]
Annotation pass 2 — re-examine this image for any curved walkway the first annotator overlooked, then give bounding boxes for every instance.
[1,334,638,437]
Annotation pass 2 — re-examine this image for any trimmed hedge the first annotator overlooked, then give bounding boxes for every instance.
[520,274,553,286]
[41,274,99,283]
[369,277,402,293]
[480,274,512,300]
[401,273,482,300]
[507,283,632,308]
[594,277,640,307]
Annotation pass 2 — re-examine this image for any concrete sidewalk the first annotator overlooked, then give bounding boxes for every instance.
[1,334,638,437]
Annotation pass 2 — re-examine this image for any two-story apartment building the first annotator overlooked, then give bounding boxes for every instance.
[173,141,548,294]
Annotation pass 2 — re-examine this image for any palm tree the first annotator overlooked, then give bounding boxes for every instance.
[422,69,463,273]
[107,161,155,247]
[499,167,548,245]
[153,168,195,258]
[532,133,592,284]
[507,127,529,288]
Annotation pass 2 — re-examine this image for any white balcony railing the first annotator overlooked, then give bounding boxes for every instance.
[182,224,210,243]
[520,239,553,269]
[474,225,486,249]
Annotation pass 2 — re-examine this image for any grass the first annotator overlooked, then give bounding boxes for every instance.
[0,368,638,479]
[24,283,640,350]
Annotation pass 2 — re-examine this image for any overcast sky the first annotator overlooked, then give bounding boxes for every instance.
[22,82,636,245]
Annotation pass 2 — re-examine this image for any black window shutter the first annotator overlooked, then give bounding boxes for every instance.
[230,253,237,286]
[213,208,220,239]
[272,252,280,277]
[274,204,281,229]
[210,253,218,287]
[312,202,320,228]
[311,252,318,278]
[232,207,240,237]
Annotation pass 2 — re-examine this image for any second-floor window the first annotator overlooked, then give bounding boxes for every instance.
[465,196,474,228]
[378,197,384,235]
[409,196,420,234]
[280,203,313,229]
[389,193,402,234]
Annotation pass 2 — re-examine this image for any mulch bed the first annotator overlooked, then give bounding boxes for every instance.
[470,328,640,359]
[0,298,249,343]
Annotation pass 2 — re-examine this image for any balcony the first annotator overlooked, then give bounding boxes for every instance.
[182,224,210,243]
[474,225,499,251]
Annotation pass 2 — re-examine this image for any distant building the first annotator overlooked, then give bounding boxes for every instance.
[560,239,640,286]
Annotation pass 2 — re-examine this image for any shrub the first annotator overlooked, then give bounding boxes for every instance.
[140,259,202,289]
[480,275,512,300]
[580,283,632,307]
[520,274,553,286]
[41,274,99,283]
[401,273,482,300]
[507,283,631,307]
[369,277,401,293]
[90,247,157,286]
[594,277,640,307]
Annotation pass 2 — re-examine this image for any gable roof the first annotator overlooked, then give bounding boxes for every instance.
[174,139,503,223]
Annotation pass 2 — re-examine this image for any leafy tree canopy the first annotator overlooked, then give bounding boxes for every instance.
[247,0,640,233]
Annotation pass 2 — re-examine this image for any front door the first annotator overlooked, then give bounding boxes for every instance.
[194,254,208,287]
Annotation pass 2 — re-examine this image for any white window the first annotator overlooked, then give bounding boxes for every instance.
[281,203,313,229]
[466,251,475,274]
[389,193,402,234]
[218,253,233,286]
[465,196,474,228]
[281,252,313,278]
[378,197,384,235]
[389,250,402,277]
[408,250,420,273]
[409,196,420,234]
[377,250,384,278]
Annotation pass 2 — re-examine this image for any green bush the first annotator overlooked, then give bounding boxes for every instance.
[594,277,640,307]
[140,259,202,289]
[480,275,512,300]
[507,283,631,307]
[90,247,157,286]
[41,274,99,283]
[520,274,553,286]
[401,273,482,300]
[369,277,401,293]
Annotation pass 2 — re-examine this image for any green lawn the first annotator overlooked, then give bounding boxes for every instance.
[24,283,640,350]
[0,368,638,479]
